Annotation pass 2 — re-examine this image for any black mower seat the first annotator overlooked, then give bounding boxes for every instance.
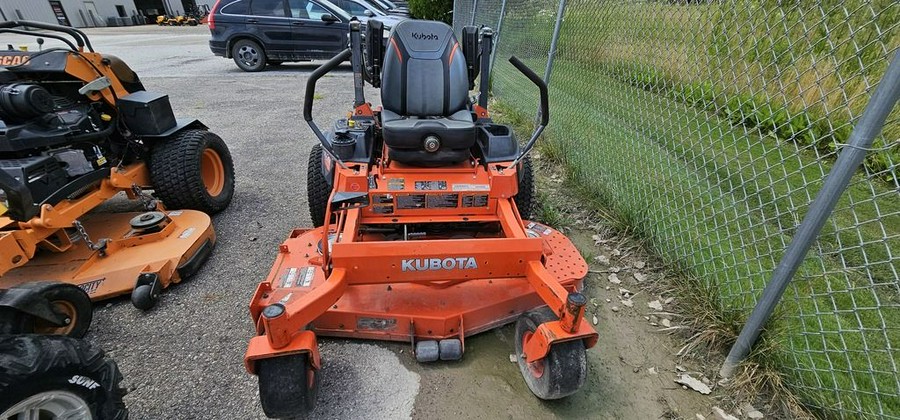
[381,20,475,166]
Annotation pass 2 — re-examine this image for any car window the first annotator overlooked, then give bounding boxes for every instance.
[288,0,329,20]
[249,0,286,16]
[340,1,369,16]
[220,0,249,15]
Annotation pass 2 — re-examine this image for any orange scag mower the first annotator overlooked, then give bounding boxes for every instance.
[245,19,597,418]
[0,21,234,339]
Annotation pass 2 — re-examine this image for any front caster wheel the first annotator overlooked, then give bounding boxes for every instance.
[257,353,319,418]
[514,306,587,400]
[131,285,158,310]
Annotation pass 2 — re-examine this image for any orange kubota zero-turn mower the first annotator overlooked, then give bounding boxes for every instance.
[245,19,598,418]
[0,21,235,339]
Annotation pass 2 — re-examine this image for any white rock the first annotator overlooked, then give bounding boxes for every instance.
[741,403,764,419]
[611,306,620,312]
[633,260,646,269]
[696,415,706,420]
[618,288,632,296]
[611,249,621,256]
[595,255,610,265]
[647,367,658,375]
[606,298,611,303]
[509,354,517,363]
[711,406,738,420]
[648,300,663,311]
[664,297,675,304]
[610,266,621,273]
[592,315,599,325]
[661,318,671,327]
[633,272,647,282]
[608,273,621,284]
[621,299,634,308]
[675,374,712,395]
[676,365,686,372]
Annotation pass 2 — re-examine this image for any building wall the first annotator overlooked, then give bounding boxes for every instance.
[0,0,59,23]
[0,0,140,28]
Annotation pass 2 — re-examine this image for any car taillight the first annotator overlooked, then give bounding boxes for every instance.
[208,0,222,30]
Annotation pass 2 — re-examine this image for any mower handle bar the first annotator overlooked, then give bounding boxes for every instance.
[0,29,78,51]
[0,21,93,52]
[507,56,549,169]
[304,48,352,168]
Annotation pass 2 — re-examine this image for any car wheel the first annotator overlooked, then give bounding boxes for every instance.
[232,39,267,72]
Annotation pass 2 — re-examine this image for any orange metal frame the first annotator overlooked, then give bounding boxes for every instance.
[245,149,598,373]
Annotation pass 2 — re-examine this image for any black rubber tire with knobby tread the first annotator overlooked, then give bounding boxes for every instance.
[0,335,127,419]
[307,144,332,227]
[515,155,535,220]
[257,353,319,418]
[514,306,587,400]
[150,129,235,214]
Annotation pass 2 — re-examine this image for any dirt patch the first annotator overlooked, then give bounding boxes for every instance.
[403,156,761,420]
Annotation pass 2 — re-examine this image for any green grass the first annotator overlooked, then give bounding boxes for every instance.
[487,1,899,413]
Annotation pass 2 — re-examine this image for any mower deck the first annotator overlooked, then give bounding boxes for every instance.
[248,222,587,344]
[0,210,215,300]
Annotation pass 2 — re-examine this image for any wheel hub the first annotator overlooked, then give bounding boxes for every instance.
[0,390,92,420]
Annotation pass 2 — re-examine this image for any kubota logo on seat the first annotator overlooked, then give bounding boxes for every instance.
[411,32,438,41]
[401,257,478,272]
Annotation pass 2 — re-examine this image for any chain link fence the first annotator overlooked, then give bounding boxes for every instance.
[453,1,899,418]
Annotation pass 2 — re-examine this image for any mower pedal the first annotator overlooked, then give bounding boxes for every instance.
[438,339,463,361]
[415,340,439,363]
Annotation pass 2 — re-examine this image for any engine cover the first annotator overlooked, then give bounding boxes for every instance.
[0,156,69,205]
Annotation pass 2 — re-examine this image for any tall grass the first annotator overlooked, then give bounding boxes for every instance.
[488,0,899,417]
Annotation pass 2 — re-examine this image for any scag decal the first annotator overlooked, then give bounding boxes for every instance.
[0,55,30,66]
[401,257,478,272]
[68,375,100,390]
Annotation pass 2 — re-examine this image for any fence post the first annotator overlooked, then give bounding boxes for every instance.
[489,0,507,73]
[543,0,567,85]
[719,51,900,378]
[470,0,479,25]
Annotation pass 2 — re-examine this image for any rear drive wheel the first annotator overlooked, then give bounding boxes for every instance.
[150,129,235,214]
[307,144,332,227]
[257,353,319,418]
[514,155,534,220]
[0,335,127,420]
[514,306,587,400]
[232,39,267,72]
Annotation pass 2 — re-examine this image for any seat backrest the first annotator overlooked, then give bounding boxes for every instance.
[381,20,468,117]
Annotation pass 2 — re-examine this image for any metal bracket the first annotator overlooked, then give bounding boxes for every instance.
[77,76,111,95]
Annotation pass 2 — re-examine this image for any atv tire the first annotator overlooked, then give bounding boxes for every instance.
[307,144,332,227]
[514,155,535,220]
[150,129,235,214]
[232,39,267,72]
[0,335,127,420]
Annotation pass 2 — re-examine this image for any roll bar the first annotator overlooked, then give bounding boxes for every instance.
[0,20,93,52]
[507,56,549,169]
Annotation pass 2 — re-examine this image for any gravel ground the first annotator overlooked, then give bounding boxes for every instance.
[2,25,738,420]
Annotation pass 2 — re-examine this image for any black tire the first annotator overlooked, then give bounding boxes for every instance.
[130,285,157,310]
[150,129,235,215]
[0,308,31,335]
[0,335,127,420]
[31,283,93,338]
[307,144,332,227]
[515,155,535,220]
[232,39,267,72]
[514,306,587,400]
[257,353,319,418]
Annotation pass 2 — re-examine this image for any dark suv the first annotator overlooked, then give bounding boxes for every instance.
[208,0,354,71]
